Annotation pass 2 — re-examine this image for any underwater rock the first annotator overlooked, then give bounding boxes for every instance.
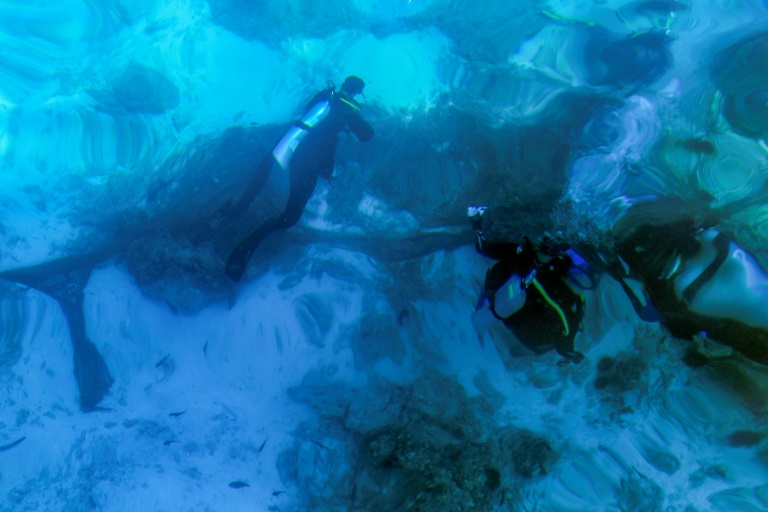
[592,352,653,421]
[284,368,559,509]
[616,471,665,512]
[689,463,730,488]
[112,63,179,115]
[280,418,359,510]
[593,354,647,394]
[365,422,500,510]
[294,293,334,348]
[288,376,367,421]
[360,422,556,509]
[117,125,291,312]
[497,428,557,479]
[361,110,570,224]
[712,31,768,139]
[708,484,768,511]
[636,439,681,475]
[124,233,233,313]
[354,310,406,367]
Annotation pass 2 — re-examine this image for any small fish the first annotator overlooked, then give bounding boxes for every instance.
[727,430,765,448]
[678,138,716,155]
[311,440,330,451]
[169,410,186,418]
[258,438,268,453]
[272,490,285,497]
[155,355,171,368]
[379,394,393,412]
[0,437,26,452]
[229,481,249,489]
[163,440,178,446]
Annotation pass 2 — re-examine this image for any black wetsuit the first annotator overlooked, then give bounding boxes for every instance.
[225,87,373,281]
[617,220,768,365]
[478,238,585,363]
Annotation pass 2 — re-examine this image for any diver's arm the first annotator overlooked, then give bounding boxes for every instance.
[348,114,374,142]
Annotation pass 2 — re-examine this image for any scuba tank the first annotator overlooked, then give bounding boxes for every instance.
[471,271,527,346]
[272,87,334,171]
[494,274,527,318]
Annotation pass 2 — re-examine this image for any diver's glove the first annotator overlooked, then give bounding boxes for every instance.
[557,350,585,367]
[468,206,488,251]
[467,206,487,231]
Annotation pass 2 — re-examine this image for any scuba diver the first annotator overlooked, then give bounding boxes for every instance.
[469,207,588,366]
[614,214,768,365]
[224,76,374,282]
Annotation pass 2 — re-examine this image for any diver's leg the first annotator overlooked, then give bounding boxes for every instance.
[272,174,317,229]
[225,218,280,281]
[225,172,318,282]
[221,154,274,217]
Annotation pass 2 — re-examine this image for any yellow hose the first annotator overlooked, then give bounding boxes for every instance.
[339,97,361,112]
[531,278,569,336]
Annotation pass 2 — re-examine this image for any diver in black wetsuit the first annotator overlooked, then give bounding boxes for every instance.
[225,76,374,282]
[469,207,587,366]
[614,216,768,365]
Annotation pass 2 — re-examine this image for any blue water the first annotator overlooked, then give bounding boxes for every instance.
[1,1,768,510]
